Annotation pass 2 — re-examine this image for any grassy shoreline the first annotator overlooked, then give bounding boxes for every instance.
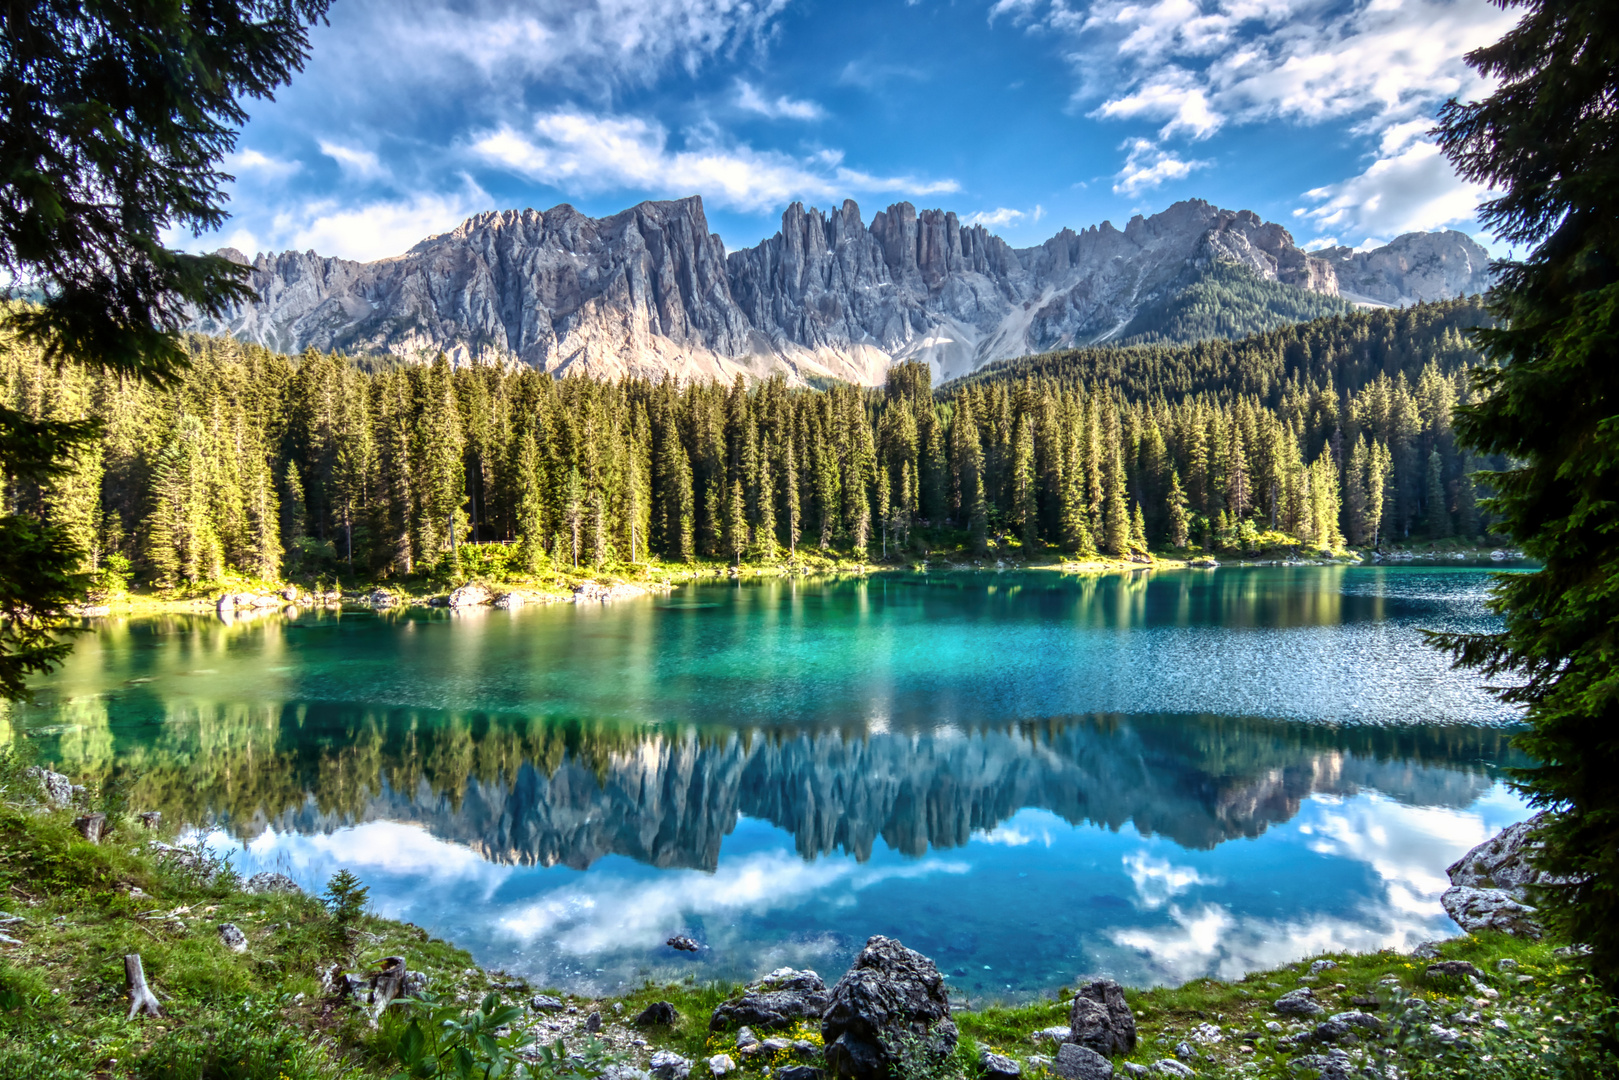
[0,780,1612,1080]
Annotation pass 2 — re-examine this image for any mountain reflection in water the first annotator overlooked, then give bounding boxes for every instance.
[9,569,1528,996]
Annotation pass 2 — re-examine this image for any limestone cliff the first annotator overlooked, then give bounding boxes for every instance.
[191,197,1492,385]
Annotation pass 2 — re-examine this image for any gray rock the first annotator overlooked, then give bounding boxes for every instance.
[1173,1042,1196,1062]
[710,968,830,1032]
[585,1010,602,1033]
[1068,979,1137,1056]
[1288,1048,1356,1080]
[1308,960,1338,974]
[1273,988,1325,1017]
[736,1027,759,1049]
[1442,885,1541,937]
[774,1069,822,1080]
[648,1050,690,1080]
[217,923,248,954]
[448,584,492,608]
[1411,941,1445,959]
[1122,1066,1149,1078]
[632,1002,679,1027]
[821,936,956,1080]
[1150,1062,1194,1078]
[402,971,428,997]
[979,1049,1022,1079]
[1051,1043,1113,1080]
[243,872,302,895]
[1425,961,1482,980]
[190,196,1480,388]
[600,1068,652,1080]
[530,994,566,1012]
[708,1055,737,1077]
[1033,1026,1072,1046]
[26,767,73,809]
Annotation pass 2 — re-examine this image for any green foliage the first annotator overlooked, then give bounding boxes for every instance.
[381,992,616,1080]
[322,868,370,951]
[131,995,338,1080]
[1112,260,1356,347]
[1428,0,1619,988]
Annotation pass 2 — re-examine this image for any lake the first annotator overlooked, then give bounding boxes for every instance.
[8,566,1528,1000]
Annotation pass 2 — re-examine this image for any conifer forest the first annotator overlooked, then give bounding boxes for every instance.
[0,298,1497,588]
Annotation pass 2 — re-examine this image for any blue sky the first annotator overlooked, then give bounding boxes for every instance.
[190,0,1517,263]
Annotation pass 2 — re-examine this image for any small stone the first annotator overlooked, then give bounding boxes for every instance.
[666,934,702,952]
[736,1027,759,1049]
[1517,975,1534,984]
[1051,1043,1112,1080]
[649,1050,690,1080]
[530,994,565,1011]
[1273,988,1325,1017]
[217,923,248,954]
[1173,1041,1196,1061]
[634,1001,679,1026]
[1411,941,1445,960]
[708,1055,736,1077]
[1264,1022,1282,1034]
[585,1010,602,1032]
[774,1069,822,1080]
[1308,960,1338,974]
[1033,1025,1071,1046]
[979,1049,1021,1079]
[1122,1066,1150,1078]
[1151,1062,1194,1079]
[243,872,302,895]
[1188,1023,1222,1045]
[1495,959,1518,972]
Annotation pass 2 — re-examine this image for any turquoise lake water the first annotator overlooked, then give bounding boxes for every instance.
[11,566,1528,999]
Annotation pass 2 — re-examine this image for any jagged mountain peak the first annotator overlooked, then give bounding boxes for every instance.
[192,196,1492,385]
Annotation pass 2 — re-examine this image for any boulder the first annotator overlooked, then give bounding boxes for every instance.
[1440,813,1558,937]
[711,968,831,1032]
[1273,988,1325,1017]
[649,1051,690,1080]
[493,592,524,610]
[979,1049,1022,1079]
[1441,886,1541,937]
[244,872,302,895]
[1289,1048,1356,1080]
[218,923,248,954]
[531,995,566,1012]
[635,1001,680,1026]
[667,935,702,952]
[1051,1043,1113,1080]
[708,1055,737,1077]
[1308,960,1338,974]
[820,936,956,1080]
[361,589,397,608]
[1068,978,1136,1056]
[1033,1026,1072,1046]
[26,767,73,809]
[585,1010,602,1032]
[448,583,492,608]
[1425,961,1481,980]
[1150,1063,1193,1079]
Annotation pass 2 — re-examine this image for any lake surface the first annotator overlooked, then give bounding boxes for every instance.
[9,567,1528,999]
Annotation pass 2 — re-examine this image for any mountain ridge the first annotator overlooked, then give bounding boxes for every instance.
[193,195,1493,385]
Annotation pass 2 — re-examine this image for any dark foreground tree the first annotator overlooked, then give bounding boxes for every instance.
[1430,0,1619,985]
[0,0,330,698]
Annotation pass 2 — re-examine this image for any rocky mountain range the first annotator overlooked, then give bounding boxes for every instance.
[192,197,1493,386]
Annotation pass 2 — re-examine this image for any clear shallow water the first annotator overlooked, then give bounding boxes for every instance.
[10,567,1527,999]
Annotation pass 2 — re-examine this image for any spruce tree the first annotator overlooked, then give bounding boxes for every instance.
[1166,469,1191,549]
[1431,0,1619,982]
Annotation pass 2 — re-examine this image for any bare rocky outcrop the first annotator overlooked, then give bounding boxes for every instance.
[1067,979,1136,1057]
[709,968,831,1032]
[820,936,956,1080]
[191,196,1489,386]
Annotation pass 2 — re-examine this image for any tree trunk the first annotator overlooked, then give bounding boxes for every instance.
[369,955,408,1020]
[139,811,162,829]
[75,813,106,844]
[125,954,161,1019]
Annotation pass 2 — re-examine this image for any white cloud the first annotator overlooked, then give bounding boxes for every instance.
[314,0,797,102]
[226,148,302,180]
[318,140,388,181]
[473,109,958,213]
[1113,138,1208,195]
[1301,138,1488,242]
[737,80,825,121]
[261,179,492,261]
[965,207,1026,227]
[1091,70,1221,139]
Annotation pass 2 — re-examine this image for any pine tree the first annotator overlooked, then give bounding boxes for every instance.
[1166,469,1190,549]
[1102,423,1130,556]
[1424,449,1453,537]
[515,423,547,574]
[1012,411,1038,551]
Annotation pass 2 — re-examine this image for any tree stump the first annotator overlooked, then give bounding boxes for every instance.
[125,954,161,1019]
[368,956,408,1020]
[139,811,162,829]
[75,813,106,844]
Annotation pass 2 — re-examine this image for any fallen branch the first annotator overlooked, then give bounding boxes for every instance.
[125,954,161,1020]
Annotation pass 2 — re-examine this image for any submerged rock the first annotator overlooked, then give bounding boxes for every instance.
[820,936,956,1080]
[710,968,830,1032]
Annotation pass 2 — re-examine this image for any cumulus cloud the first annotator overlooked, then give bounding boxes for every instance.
[737,80,825,121]
[473,110,958,212]
[1113,138,1208,195]
[1124,851,1218,910]
[242,178,492,261]
[1300,138,1489,243]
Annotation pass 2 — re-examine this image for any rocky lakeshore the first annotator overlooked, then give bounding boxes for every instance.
[0,762,1612,1080]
